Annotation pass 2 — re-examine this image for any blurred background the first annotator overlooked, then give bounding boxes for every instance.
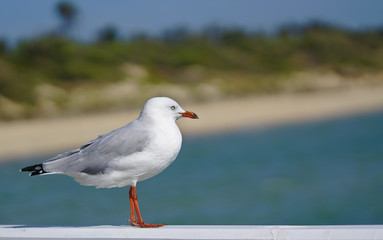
[1,0,383,226]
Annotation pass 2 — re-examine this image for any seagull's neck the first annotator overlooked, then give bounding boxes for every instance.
[138,113,178,128]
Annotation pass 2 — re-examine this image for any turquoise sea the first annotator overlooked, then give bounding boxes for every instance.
[1,110,383,226]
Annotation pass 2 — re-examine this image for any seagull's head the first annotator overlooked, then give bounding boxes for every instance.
[140,97,199,121]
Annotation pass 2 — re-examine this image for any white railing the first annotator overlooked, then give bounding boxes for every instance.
[1,225,383,240]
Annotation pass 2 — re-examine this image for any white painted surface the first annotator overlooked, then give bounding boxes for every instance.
[1,225,383,240]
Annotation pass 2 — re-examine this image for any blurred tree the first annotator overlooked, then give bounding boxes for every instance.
[130,32,150,41]
[0,20,383,120]
[97,25,118,43]
[162,26,191,43]
[278,23,303,38]
[221,28,247,45]
[201,24,225,43]
[56,1,78,37]
[0,39,7,56]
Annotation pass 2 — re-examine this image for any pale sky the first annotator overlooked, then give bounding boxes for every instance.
[1,0,383,43]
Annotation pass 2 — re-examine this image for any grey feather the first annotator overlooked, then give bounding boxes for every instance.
[43,120,151,175]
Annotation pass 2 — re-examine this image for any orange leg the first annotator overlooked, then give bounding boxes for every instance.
[129,186,165,228]
[128,187,139,226]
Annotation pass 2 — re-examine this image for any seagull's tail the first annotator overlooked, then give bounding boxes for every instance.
[20,164,48,176]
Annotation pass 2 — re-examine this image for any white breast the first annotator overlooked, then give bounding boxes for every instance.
[94,121,182,187]
[137,122,182,181]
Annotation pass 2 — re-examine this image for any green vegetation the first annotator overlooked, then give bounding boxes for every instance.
[1,22,383,120]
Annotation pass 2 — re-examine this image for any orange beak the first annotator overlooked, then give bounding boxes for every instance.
[180,110,199,119]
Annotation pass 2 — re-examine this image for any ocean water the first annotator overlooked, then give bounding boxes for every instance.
[1,110,383,226]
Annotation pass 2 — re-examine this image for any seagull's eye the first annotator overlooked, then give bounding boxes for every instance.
[170,106,176,110]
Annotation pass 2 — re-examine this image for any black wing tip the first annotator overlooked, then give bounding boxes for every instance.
[20,164,47,176]
[20,164,40,172]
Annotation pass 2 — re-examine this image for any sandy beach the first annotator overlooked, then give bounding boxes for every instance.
[1,85,383,162]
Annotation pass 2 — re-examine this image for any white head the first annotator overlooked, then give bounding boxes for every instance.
[139,97,198,122]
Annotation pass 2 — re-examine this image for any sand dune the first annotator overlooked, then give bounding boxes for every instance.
[1,86,383,161]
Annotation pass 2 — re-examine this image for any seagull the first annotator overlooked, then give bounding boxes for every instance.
[21,97,199,228]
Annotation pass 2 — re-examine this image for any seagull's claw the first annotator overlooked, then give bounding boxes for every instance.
[129,218,164,228]
[137,222,166,228]
[129,217,139,227]
[130,221,140,227]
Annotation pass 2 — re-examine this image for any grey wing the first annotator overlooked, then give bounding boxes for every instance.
[43,121,150,175]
